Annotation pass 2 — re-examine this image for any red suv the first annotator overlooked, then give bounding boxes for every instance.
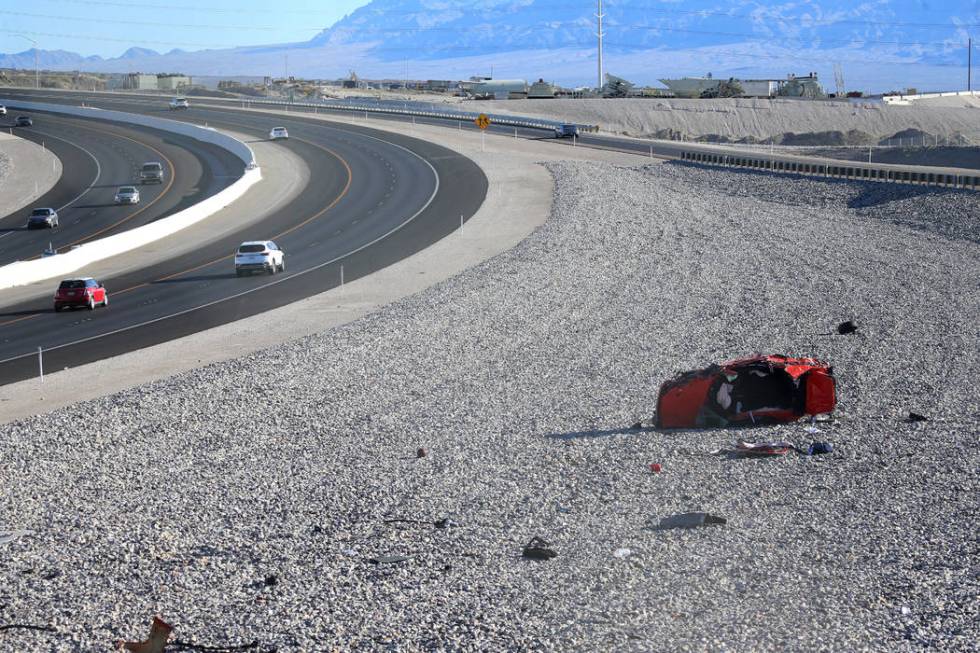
[54,278,108,311]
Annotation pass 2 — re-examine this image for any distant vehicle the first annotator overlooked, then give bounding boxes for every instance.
[554,123,578,138]
[140,162,164,184]
[15,115,32,127]
[0,105,7,116]
[27,207,58,229]
[54,277,108,311]
[169,97,189,110]
[269,126,289,140]
[235,240,285,276]
[113,186,141,204]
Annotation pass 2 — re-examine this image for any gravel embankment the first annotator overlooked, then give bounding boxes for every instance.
[492,96,980,145]
[0,151,11,190]
[1,162,977,651]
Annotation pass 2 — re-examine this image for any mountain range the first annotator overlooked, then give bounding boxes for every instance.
[1,1,976,92]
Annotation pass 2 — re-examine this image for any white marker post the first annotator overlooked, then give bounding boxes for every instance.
[340,264,345,295]
[37,347,43,384]
[460,214,464,236]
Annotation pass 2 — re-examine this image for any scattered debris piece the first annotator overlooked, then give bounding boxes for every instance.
[116,616,173,653]
[807,442,834,455]
[0,623,57,633]
[369,555,412,565]
[649,463,662,473]
[907,412,929,422]
[433,517,456,529]
[836,320,859,335]
[170,638,265,652]
[735,440,795,457]
[416,447,427,458]
[657,513,727,530]
[0,530,33,546]
[263,574,278,587]
[613,548,632,558]
[656,355,836,428]
[804,425,822,434]
[522,536,558,560]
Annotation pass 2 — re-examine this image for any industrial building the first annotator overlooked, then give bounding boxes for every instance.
[157,74,191,91]
[124,73,158,90]
[528,79,557,99]
[659,73,824,99]
[120,72,192,91]
[468,78,528,99]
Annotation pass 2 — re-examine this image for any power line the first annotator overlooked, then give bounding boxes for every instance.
[25,0,980,29]
[0,10,971,50]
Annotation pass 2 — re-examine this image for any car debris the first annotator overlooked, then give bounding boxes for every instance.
[369,555,412,565]
[907,412,929,422]
[734,440,795,457]
[657,513,727,530]
[655,355,837,429]
[116,616,173,653]
[806,442,834,455]
[522,536,557,560]
[836,320,859,335]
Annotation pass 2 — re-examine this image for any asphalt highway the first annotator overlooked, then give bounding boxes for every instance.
[0,91,487,386]
[0,111,243,265]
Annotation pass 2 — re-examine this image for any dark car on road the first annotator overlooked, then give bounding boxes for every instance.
[15,116,32,127]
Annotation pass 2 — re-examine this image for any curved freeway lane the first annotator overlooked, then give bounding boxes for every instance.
[0,111,244,265]
[0,95,487,386]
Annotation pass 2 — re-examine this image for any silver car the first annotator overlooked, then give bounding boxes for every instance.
[27,207,58,229]
[114,186,141,204]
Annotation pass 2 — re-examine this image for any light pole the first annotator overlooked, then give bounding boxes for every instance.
[14,34,39,88]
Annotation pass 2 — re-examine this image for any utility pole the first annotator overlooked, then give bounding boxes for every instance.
[14,35,38,88]
[969,37,973,92]
[596,0,605,92]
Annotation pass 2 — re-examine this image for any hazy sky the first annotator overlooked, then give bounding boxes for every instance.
[0,0,372,57]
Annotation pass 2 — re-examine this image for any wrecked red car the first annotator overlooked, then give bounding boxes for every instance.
[656,355,836,429]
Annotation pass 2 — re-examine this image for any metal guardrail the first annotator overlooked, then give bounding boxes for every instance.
[232,96,600,134]
[679,150,980,191]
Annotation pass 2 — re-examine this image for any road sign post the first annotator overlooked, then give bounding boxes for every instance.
[475,114,491,152]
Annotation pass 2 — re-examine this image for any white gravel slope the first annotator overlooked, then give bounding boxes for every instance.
[1,163,977,651]
[490,96,980,145]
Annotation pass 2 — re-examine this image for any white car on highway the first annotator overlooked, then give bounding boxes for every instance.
[113,186,141,204]
[269,126,289,140]
[169,97,190,110]
[0,105,6,116]
[235,240,285,276]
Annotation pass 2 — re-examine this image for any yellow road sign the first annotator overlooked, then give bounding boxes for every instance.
[475,113,491,130]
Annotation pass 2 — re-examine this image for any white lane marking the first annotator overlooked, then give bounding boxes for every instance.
[35,128,103,213]
[0,130,442,364]
[0,129,100,241]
